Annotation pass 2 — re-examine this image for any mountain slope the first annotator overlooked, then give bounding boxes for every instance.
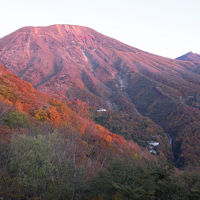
[0,64,137,150]
[1,25,200,167]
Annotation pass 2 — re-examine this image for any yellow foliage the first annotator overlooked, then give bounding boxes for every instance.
[34,109,48,122]
[105,135,112,143]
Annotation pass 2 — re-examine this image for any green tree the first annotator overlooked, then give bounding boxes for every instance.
[4,111,30,129]
[88,159,155,200]
[0,100,13,126]
[9,133,71,198]
[181,172,200,200]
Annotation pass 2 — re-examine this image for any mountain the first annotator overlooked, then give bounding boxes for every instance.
[1,25,200,168]
[176,52,200,63]
[1,25,199,102]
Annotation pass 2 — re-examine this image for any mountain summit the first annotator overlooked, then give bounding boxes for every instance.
[0,24,141,98]
[176,51,200,62]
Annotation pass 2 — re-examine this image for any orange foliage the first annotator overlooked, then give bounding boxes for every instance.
[0,64,140,154]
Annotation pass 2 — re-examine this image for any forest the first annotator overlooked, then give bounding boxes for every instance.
[0,100,200,200]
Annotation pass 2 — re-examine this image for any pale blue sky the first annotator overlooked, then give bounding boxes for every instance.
[1,0,199,58]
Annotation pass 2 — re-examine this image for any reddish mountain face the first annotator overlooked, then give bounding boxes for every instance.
[176,52,200,63]
[1,25,200,168]
[1,25,200,103]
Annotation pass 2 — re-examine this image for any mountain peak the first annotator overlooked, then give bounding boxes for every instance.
[176,51,200,62]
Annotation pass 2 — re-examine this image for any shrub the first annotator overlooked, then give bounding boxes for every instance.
[4,111,30,129]
[9,133,71,198]
[34,109,48,122]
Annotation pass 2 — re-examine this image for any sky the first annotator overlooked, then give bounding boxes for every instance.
[0,0,200,58]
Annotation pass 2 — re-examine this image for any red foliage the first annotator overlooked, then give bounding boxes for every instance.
[0,64,141,155]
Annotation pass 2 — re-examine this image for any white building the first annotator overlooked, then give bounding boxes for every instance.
[148,141,159,147]
[97,108,107,112]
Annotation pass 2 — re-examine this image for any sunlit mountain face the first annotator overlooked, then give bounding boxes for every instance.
[1,24,200,168]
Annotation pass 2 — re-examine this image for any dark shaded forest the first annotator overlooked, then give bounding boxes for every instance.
[0,100,200,200]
